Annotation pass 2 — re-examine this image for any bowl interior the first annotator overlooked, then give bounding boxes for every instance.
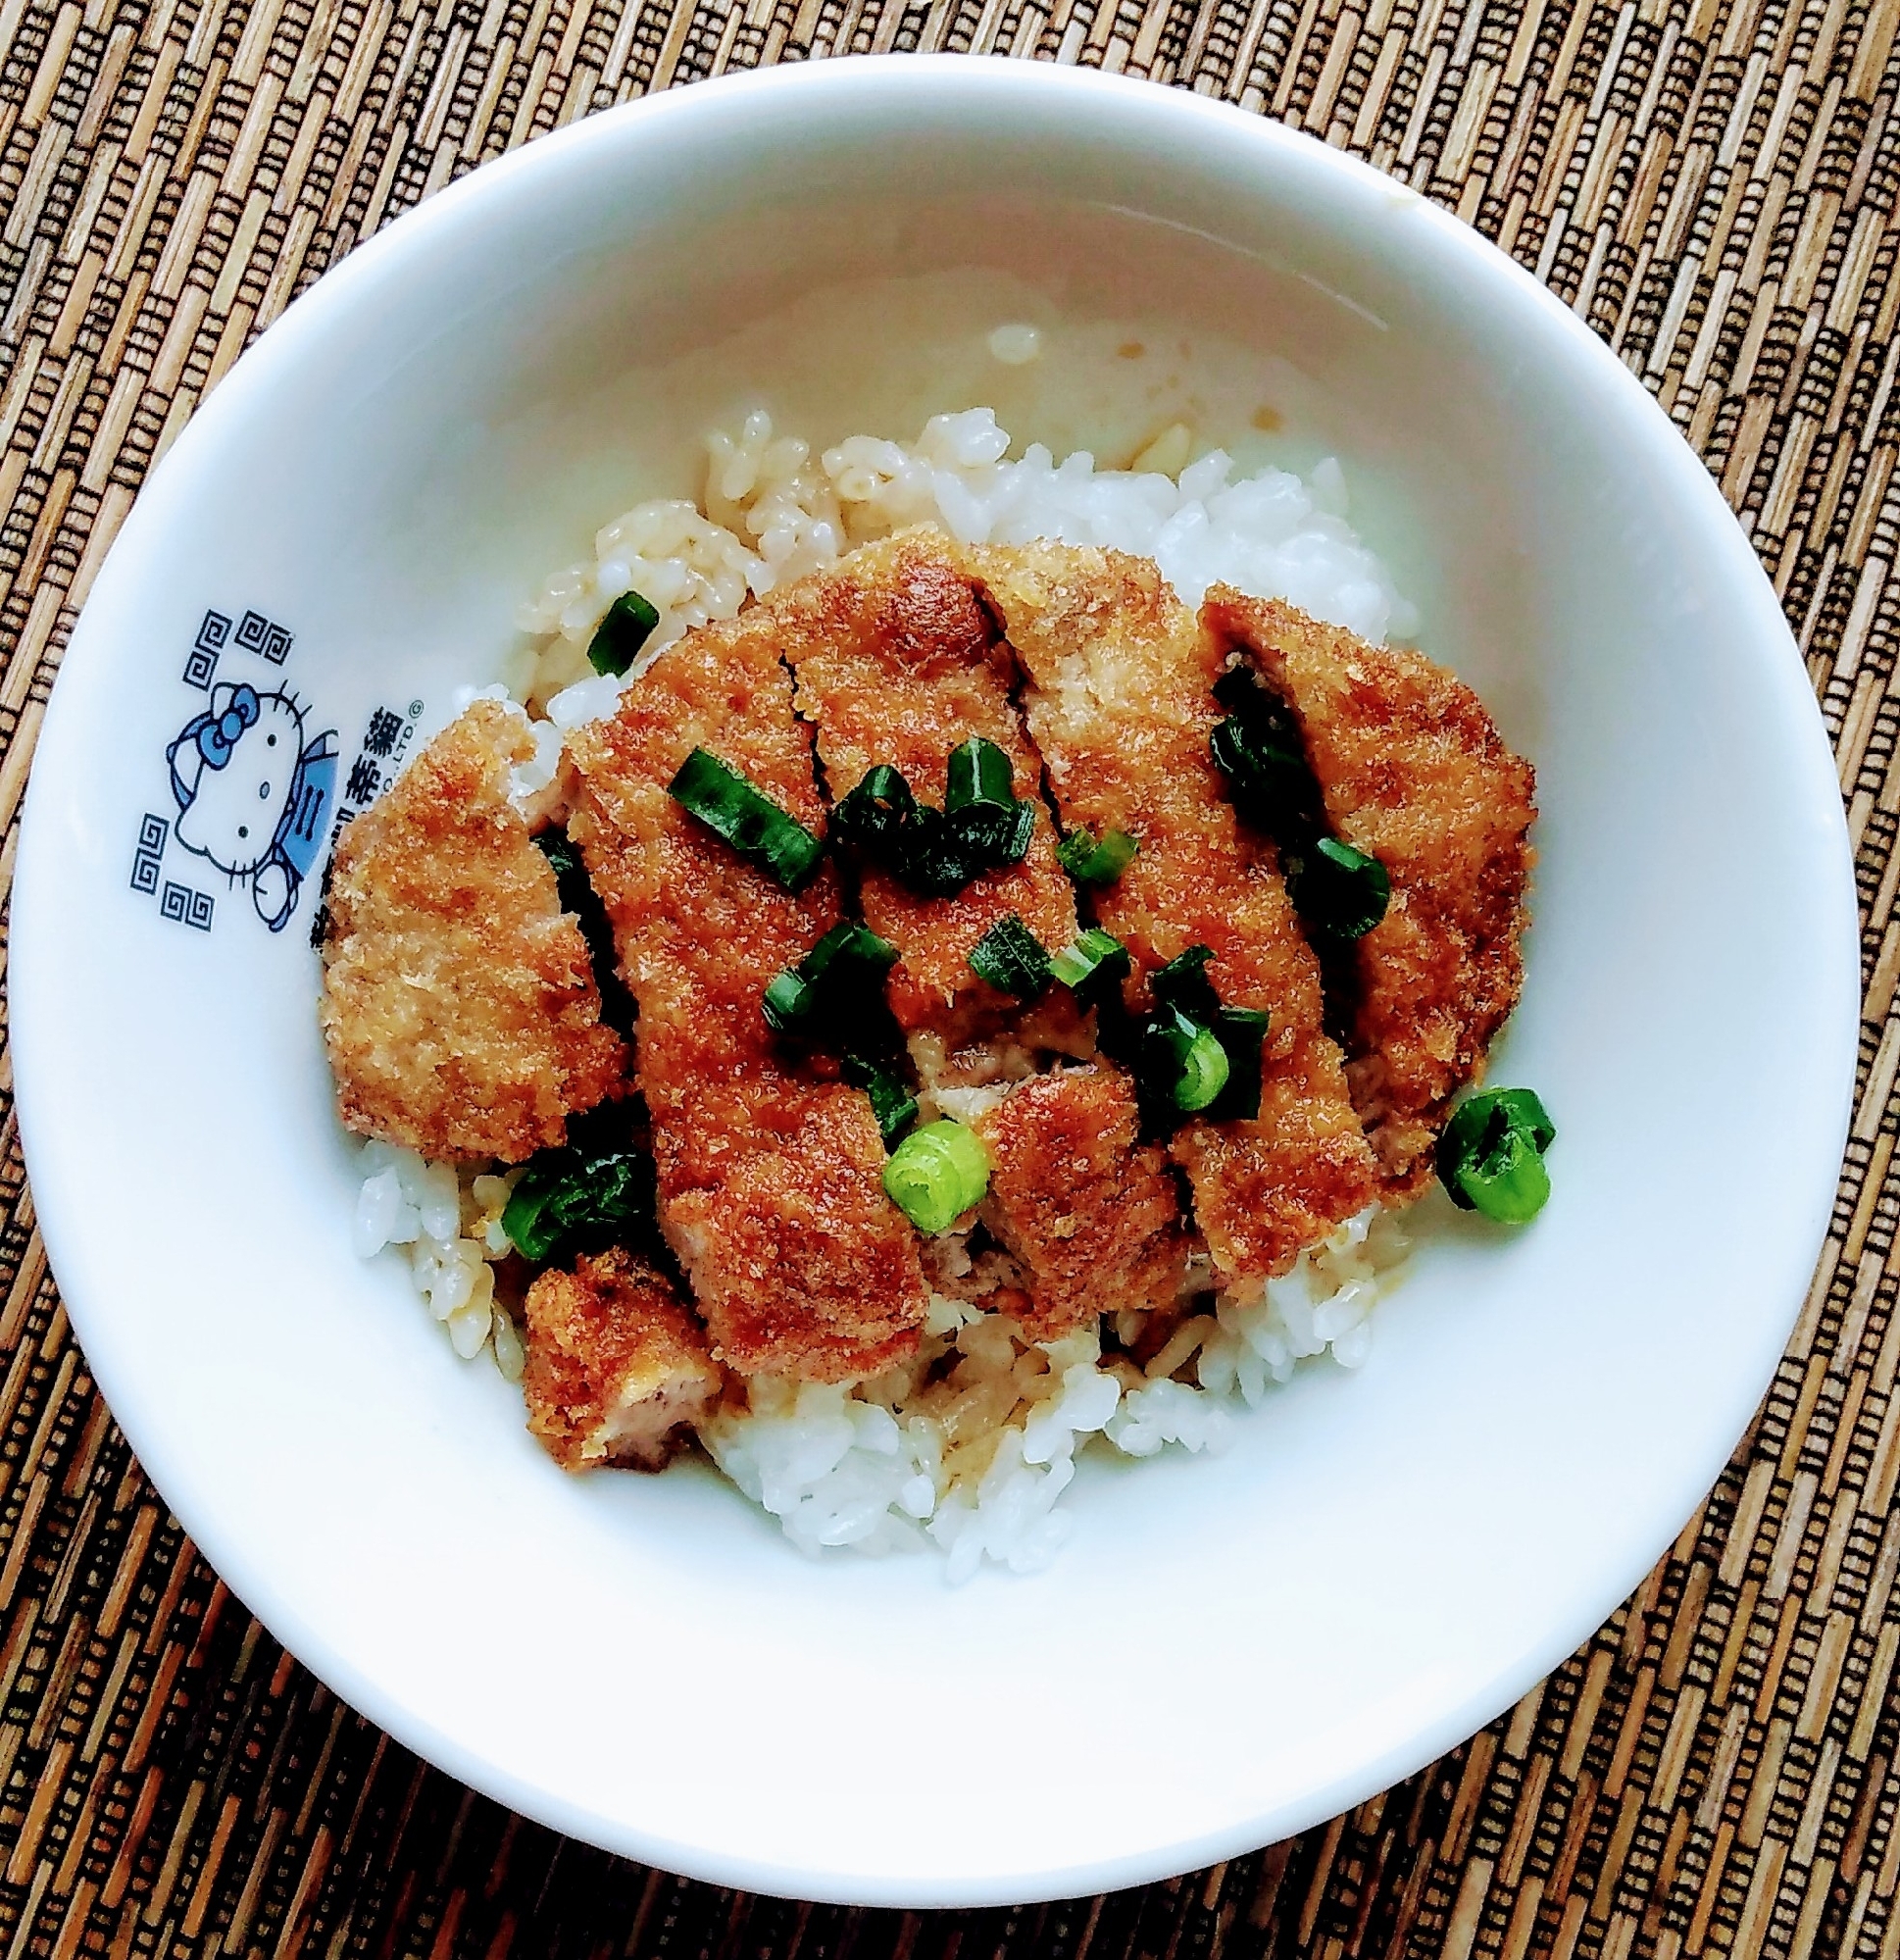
[10,60,1857,1905]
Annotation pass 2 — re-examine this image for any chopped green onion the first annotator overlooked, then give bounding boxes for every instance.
[1140,1008,1230,1114]
[587,590,661,677]
[944,736,1015,813]
[1436,1087,1555,1223]
[762,920,899,1035]
[882,1120,990,1234]
[1210,668,1317,832]
[1202,1006,1271,1123]
[836,742,1036,896]
[501,1107,658,1266]
[535,827,635,1033]
[1049,928,1131,1008]
[670,747,824,891]
[1151,943,1221,1020]
[1291,835,1390,941]
[968,914,1052,998]
[842,1053,920,1148]
[1057,827,1139,884]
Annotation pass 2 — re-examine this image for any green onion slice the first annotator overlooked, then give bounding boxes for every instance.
[501,1108,658,1266]
[944,736,1015,813]
[1048,928,1131,1008]
[1292,835,1390,941]
[832,765,924,855]
[1202,1006,1271,1124]
[762,920,899,1035]
[587,590,661,678]
[837,741,1035,896]
[1435,1087,1555,1224]
[669,747,825,891]
[1057,827,1139,884]
[842,1052,920,1149]
[1210,668,1317,832]
[882,1120,990,1235]
[968,914,1052,999]
[1151,943,1221,1020]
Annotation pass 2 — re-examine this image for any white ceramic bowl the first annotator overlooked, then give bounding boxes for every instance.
[10,57,1859,1907]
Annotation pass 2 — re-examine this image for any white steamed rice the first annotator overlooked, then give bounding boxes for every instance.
[358,402,1417,1578]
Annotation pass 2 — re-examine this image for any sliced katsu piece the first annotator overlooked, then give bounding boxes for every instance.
[1203,591,1536,1195]
[968,1066,1188,1339]
[319,699,626,1164]
[522,1249,723,1470]
[774,528,1088,1084]
[565,614,928,1384]
[962,541,1378,1284]
[774,532,1185,1330]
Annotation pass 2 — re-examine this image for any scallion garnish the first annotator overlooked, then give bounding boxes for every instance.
[1203,1006,1271,1124]
[968,914,1052,999]
[842,1053,920,1148]
[1150,943,1221,1019]
[832,739,1037,897]
[1140,1007,1230,1114]
[1289,836,1390,942]
[1435,1087,1555,1224]
[587,590,661,677]
[669,747,825,891]
[882,1120,991,1234]
[1048,927,1131,1009]
[762,920,900,1036]
[501,1104,659,1266]
[1057,827,1139,884]
[1210,667,1390,942]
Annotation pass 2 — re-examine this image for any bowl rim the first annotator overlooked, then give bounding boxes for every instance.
[10,51,1861,1907]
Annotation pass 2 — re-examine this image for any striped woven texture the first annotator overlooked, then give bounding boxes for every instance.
[0,0,1894,1948]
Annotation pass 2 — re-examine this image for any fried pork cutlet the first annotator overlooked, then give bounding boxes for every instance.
[962,541,1378,1284]
[566,614,927,1384]
[969,1066,1188,1339]
[1204,592,1536,1195]
[775,529,1088,1081]
[775,533,1184,1328]
[319,700,626,1164]
[521,1249,723,1470]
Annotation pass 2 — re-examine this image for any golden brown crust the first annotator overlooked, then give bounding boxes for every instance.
[1203,591,1536,1195]
[521,1250,723,1470]
[565,613,928,1383]
[772,530,1087,1068]
[318,700,626,1164]
[963,541,1377,1282]
[971,1066,1188,1338]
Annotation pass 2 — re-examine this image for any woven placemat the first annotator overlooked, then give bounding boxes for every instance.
[0,0,1892,1949]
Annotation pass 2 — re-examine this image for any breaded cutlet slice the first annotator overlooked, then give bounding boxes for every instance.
[969,1066,1189,1339]
[1203,591,1536,1195]
[565,615,927,1384]
[774,529,1088,1082]
[522,1249,723,1470]
[319,699,626,1164]
[962,542,1377,1284]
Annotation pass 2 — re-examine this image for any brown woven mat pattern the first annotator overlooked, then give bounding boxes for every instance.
[0,0,1894,1951]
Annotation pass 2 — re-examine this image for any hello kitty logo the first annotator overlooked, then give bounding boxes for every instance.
[165,679,338,931]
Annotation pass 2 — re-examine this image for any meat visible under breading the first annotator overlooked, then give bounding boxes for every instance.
[521,1249,723,1470]
[319,700,625,1164]
[565,613,928,1383]
[970,1066,1188,1338]
[962,541,1378,1283]
[1203,591,1536,1195]
[774,529,1088,1081]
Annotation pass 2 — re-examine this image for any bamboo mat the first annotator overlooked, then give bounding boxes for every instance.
[0,0,1893,1946]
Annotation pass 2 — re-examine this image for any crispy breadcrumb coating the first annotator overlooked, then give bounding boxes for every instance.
[1203,592,1536,1195]
[774,529,1088,1079]
[970,1066,1188,1338]
[565,613,928,1383]
[318,700,626,1164]
[963,541,1377,1282]
[521,1249,722,1470]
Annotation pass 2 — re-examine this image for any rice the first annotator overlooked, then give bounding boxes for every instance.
[358,403,1418,1577]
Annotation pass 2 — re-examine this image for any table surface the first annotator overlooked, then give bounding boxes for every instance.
[0,0,1895,1953]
